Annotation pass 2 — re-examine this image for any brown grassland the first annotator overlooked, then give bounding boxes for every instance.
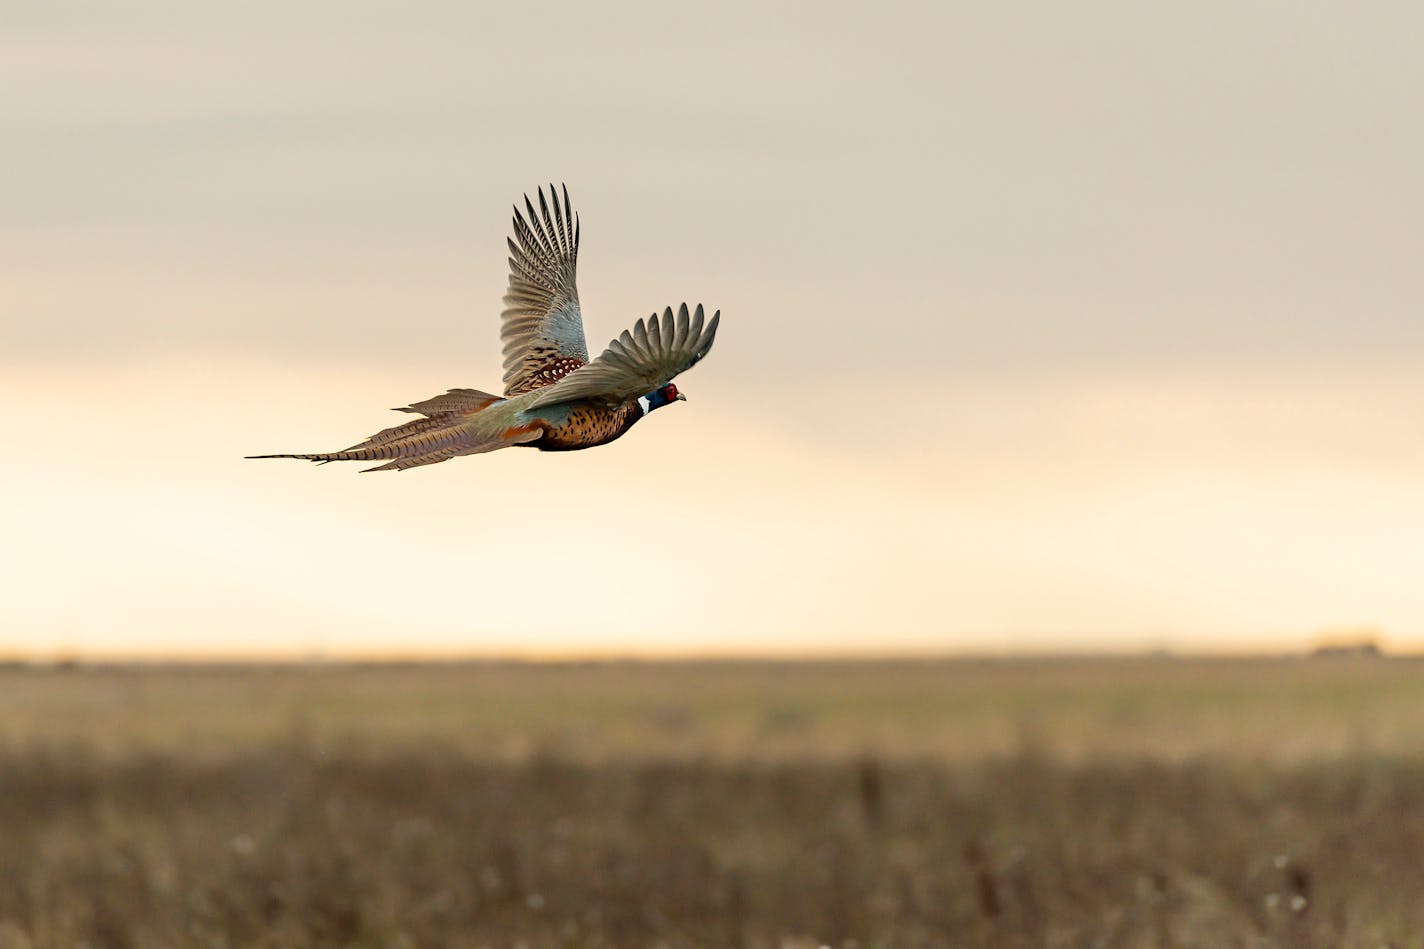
[1,657,1423,947]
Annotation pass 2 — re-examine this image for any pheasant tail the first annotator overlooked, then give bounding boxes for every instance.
[392,388,502,417]
[247,390,537,472]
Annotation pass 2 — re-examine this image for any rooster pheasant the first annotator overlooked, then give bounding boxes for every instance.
[248,185,719,471]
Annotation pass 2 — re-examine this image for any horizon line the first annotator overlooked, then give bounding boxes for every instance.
[0,642,1401,667]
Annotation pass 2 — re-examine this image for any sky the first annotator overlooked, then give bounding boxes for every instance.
[3,1,1422,657]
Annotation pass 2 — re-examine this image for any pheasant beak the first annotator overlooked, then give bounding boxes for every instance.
[675,392,687,402]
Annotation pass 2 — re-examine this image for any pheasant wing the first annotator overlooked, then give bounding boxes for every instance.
[500,184,589,396]
[525,303,720,410]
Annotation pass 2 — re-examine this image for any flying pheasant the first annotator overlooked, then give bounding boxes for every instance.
[248,185,719,472]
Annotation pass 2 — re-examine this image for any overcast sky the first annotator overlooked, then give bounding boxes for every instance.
[4,1,1422,657]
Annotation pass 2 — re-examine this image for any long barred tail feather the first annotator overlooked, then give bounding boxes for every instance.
[246,393,537,472]
[391,388,502,417]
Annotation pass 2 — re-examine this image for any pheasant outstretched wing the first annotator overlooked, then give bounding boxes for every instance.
[525,303,720,410]
[500,184,589,396]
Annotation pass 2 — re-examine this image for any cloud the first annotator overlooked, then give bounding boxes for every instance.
[4,0,1421,379]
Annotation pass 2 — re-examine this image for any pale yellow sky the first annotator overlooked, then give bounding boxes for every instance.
[3,2,1422,656]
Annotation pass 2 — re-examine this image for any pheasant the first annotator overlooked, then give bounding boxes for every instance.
[248,185,719,472]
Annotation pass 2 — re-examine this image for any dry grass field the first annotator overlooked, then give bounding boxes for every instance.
[2,657,1423,947]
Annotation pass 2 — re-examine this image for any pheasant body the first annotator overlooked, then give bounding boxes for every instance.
[247,184,718,472]
[528,400,645,452]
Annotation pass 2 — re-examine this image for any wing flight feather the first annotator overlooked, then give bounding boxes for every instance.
[500,184,589,396]
[525,303,720,410]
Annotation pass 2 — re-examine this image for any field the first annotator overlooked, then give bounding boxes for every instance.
[2,657,1423,947]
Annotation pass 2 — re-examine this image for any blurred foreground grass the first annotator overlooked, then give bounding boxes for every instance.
[3,657,1424,947]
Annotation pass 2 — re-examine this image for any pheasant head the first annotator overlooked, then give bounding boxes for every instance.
[640,382,687,415]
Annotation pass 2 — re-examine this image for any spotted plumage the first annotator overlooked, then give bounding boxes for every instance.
[535,402,644,452]
[248,184,719,471]
[505,349,585,396]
